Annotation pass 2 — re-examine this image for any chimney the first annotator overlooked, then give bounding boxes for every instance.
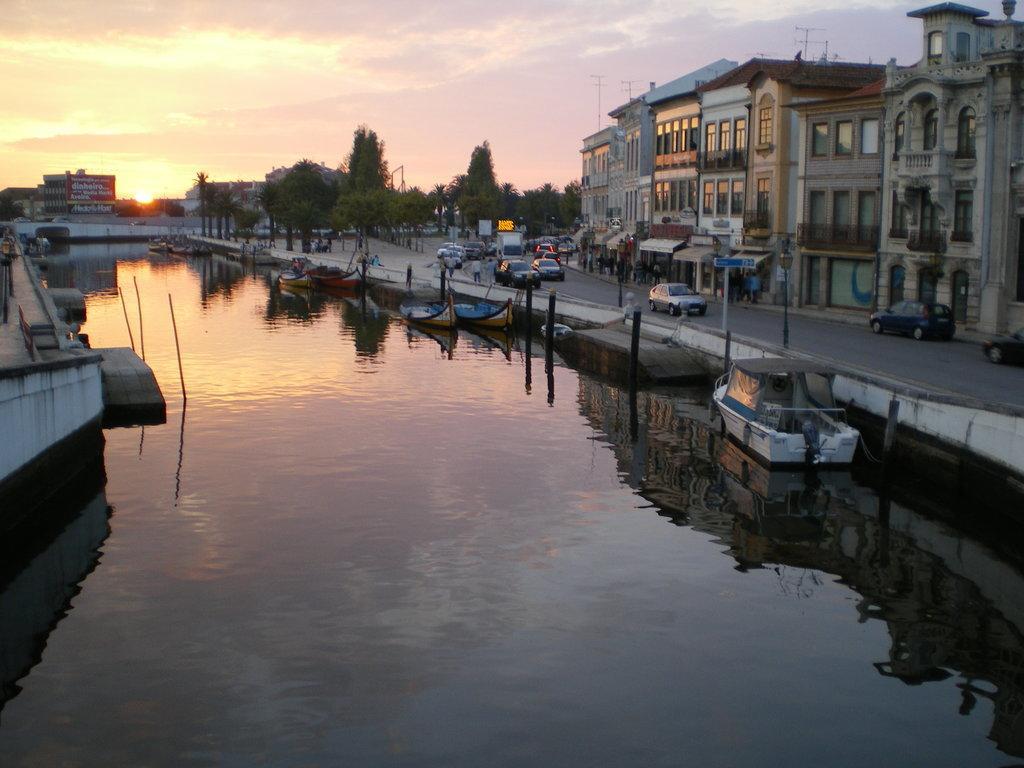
[649,81,656,91]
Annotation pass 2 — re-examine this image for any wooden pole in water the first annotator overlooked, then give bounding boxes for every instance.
[882,398,900,469]
[168,293,186,403]
[118,285,136,352]
[133,275,145,361]
[545,289,556,373]
[628,308,642,396]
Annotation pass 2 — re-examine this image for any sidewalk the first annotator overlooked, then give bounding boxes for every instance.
[564,259,990,345]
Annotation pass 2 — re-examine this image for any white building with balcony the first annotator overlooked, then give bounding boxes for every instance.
[879,0,1024,331]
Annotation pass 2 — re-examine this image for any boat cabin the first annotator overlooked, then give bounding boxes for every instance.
[721,358,844,433]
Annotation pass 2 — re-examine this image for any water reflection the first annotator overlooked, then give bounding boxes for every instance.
[0,457,110,722]
[577,376,1024,759]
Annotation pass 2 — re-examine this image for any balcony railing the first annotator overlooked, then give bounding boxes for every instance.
[699,149,747,170]
[950,229,973,243]
[889,226,909,239]
[906,229,947,253]
[901,152,934,170]
[797,223,879,251]
[743,210,770,231]
[655,150,698,169]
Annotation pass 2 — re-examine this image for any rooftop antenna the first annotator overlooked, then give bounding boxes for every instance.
[621,80,644,100]
[795,26,826,59]
[590,75,606,130]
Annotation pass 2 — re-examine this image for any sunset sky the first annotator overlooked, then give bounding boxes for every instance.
[1,0,933,199]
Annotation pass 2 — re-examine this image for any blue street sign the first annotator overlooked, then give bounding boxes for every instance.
[714,257,755,268]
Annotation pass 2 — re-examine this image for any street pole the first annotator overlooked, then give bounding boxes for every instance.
[721,268,730,333]
[783,266,790,348]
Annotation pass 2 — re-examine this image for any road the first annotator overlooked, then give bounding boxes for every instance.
[552,263,1024,410]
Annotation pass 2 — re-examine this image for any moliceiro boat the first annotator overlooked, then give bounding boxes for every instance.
[307,264,362,290]
[453,299,513,330]
[713,358,859,466]
[399,294,456,331]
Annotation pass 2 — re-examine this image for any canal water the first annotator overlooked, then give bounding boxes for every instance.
[2,245,1024,766]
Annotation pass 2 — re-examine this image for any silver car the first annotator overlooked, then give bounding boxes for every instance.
[649,283,707,316]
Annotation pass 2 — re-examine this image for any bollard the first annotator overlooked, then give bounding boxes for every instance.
[545,289,556,373]
[440,268,446,299]
[882,398,900,471]
[724,329,732,374]
[618,275,623,308]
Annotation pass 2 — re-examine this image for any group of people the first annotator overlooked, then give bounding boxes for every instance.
[577,246,664,286]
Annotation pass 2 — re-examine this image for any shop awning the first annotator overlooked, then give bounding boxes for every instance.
[639,238,687,254]
[601,230,630,246]
[733,249,771,266]
[672,244,717,263]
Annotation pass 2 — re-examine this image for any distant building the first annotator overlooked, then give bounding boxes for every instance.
[580,126,617,233]
[264,161,344,186]
[878,1,1024,332]
[184,179,264,214]
[40,170,116,217]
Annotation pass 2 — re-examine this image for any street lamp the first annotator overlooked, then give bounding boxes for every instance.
[779,237,793,349]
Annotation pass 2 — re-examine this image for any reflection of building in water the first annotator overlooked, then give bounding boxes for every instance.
[43,252,119,296]
[0,460,110,721]
[577,376,1024,758]
[196,256,249,306]
[339,298,391,359]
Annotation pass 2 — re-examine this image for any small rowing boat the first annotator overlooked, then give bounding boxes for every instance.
[453,299,513,330]
[307,264,362,290]
[278,268,312,288]
[399,294,456,331]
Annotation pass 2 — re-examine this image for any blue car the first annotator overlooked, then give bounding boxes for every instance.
[869,301,955,341]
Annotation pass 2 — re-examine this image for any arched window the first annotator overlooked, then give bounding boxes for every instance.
[956,107,976,158]
[758,96,774,146]
[923,109,939,150]
[894,113,906,157]
[890,265,906,305]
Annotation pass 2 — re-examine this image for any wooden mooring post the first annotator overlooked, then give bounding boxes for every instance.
[882,398,900,470]
[545,290,556,373]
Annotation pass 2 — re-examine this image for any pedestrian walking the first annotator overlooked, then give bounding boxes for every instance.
[446,254,455,278]
[406,263,413,290]
[472,259,481,283]
[652,262,662,285]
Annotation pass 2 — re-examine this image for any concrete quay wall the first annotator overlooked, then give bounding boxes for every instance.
[0,354,105,492]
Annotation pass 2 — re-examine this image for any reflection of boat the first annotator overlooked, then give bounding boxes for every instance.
[540,323,573,339]
[464,327,514,360]
[453,299,513,330]
[400,293,456,330]
[713,358,859,466]
[406,324,457,356]
[148,241,171,254]
[717,438,856,503]
[279,284,312,301]
[308,264,362,290]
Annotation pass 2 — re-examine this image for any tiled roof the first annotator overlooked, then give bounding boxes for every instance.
[847,77,886,98]
[907,3,988,18]
[697,57,884,93]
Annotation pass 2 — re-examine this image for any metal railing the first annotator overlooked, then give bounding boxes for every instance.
[18,305,37,360]
[699,149,747,170]
[755,404,849,434]
[888,226,909,239]
[743,210,770,231]
[797,223,879,250]
[950,229,973,243]
[906,229,947,253]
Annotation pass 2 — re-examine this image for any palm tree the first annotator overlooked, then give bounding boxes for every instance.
[431,183,447,231]
[499,182,519,218]
[446,174,467,230]
[257,181,281,245]
[195,171,209,236]
[212,187,237,239]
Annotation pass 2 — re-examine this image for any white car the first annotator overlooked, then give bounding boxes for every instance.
[649,283,707,316]
[437,243,464,268]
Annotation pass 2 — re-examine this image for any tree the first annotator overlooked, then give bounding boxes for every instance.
[233,208,261,236]
[460,142,500,231]
[0,194,25,220]
[445,174,467,228]
[331,189,391,241]
[430,183,447,231]
[212,187,240,239]
[278,161,334,249]
[257,180,282,244]
[499,182,519,217]
[345,126,389,193]
[561,180,581,228]
[195,171,209,236]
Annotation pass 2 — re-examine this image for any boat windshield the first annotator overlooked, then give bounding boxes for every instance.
[724,369,762,414]
[795,372,836,410]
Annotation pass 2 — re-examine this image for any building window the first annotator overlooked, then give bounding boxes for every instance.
[890,265,906,304]
[720,121,731,152]
[688,119,700,151]
[957,107,976,158]
[806,256,821,305]
[703,181,714,214]
[833,191,851,226]
[811,123,829,156]
[921,193,938,234]
[955,31,971,62]
[706,122,717,153]
[830,259,874,309]
[894,113,906,157]
[809,191,826,225]
[861,118,879,154]
[688,180,698,211]
[928,31,943,64]
[731,180,744,215]
[857,191,876,229]
[890,190,908,236]
[836,121,853,155]
[919,270,939,304]
[923,109,939,150]
[953,190,973,240]
[952,270,969,322]
[672,120,682,154]
[758,105,773,145]
[656,124,664,156]
[756,178,770,214]
[716,180,729,215]
[735,118,747,151]
[1017,218,1024,302]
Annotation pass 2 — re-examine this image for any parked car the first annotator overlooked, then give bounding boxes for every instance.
[982,328,1024,364]
[869,301,955,340]
[532,257,565,281]
[437,242,456,257]
[463,241,485,259]
[648,283,707,316]
[495,259,541,288]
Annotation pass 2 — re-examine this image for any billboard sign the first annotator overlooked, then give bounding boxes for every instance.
[66,173,115,214]
[496,219,516,232]
[478,219,492,237]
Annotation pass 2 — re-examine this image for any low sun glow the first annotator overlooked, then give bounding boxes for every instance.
[134,189,153,203]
